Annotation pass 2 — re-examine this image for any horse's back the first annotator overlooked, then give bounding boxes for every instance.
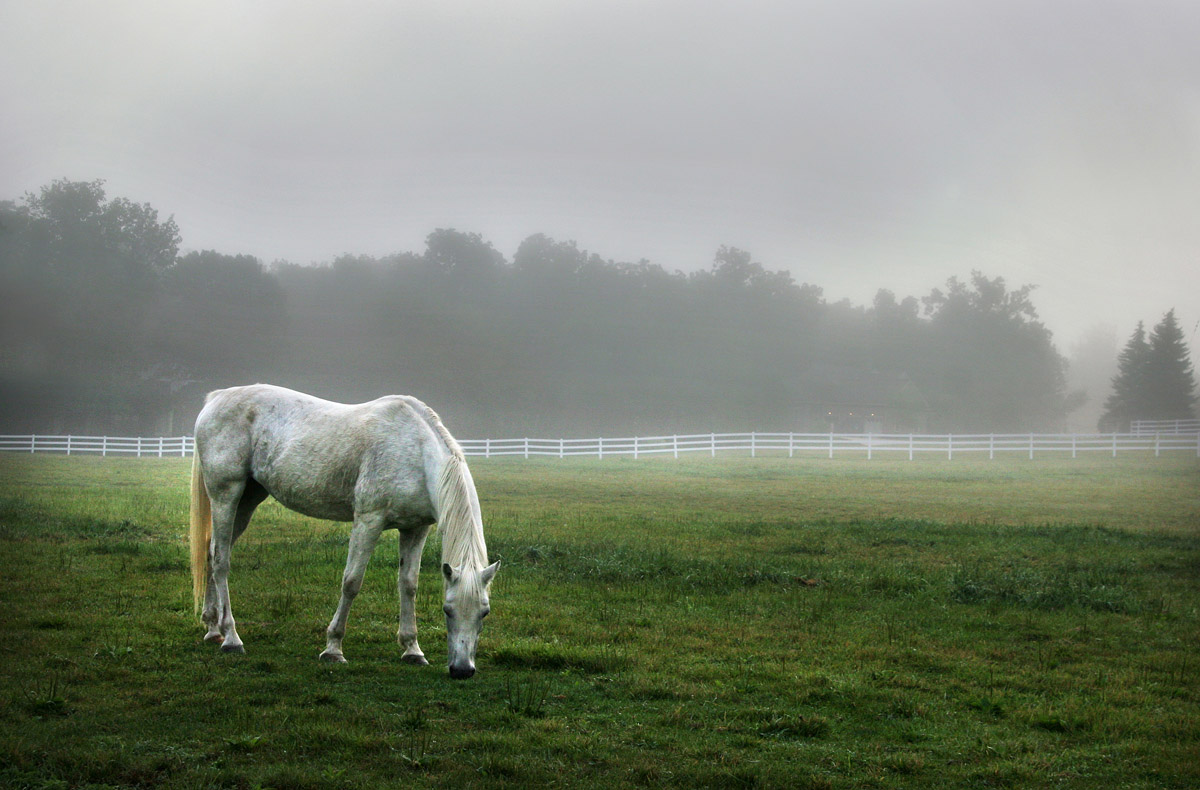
[195,385,444,524]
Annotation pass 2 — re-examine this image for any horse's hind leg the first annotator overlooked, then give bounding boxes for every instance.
[204,479,266,653]
[320,512,385,663]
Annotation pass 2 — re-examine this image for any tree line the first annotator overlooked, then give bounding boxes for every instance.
[3,178,1189,437]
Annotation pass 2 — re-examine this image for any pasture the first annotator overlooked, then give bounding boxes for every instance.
[1,453,1197,789]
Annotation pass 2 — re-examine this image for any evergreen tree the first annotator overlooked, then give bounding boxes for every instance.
[1144,310,1198,421]
[1100,322,1150,431]
[1101,312,1199,430]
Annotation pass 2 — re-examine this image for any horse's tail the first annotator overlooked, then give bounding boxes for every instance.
[189,450,212,614]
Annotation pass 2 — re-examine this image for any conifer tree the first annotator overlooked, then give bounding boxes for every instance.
[1101,312,1198,430]
[1100,322,1149,431]
[1144,310,1198,421]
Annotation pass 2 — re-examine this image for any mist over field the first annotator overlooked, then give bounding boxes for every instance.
[2,1,1198,435]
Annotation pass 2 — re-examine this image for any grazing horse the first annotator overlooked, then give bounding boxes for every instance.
[189,384,499,679]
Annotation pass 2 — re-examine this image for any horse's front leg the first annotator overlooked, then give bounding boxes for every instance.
[397,523,433,665]
[320,514,384,663]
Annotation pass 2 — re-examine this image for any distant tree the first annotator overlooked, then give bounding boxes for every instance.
[710,245,759,285]
[9,179,180,362]
[1143,310,1197,421]
[921,272,1068,431]
[19,178,179,277]
[512,234,587,280]
[424,228,505,279]
[867,288,925,372]
[700,245,796,297]
[154,250,287,378]
[1100,312,1197,429]
[0,179,181,431]
[1099,322,1150,431]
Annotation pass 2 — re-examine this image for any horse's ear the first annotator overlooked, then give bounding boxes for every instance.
[481,560,500,586]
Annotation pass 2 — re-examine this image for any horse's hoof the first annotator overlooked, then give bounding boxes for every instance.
[319,651,348,664]
[220,643,245,655]
[401,654,429,666]
[204,632,224,645]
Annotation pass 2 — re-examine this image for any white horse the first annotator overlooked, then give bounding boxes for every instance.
[189,384,499,679]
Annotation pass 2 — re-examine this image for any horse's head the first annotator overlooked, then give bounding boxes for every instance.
[441,560,500,679]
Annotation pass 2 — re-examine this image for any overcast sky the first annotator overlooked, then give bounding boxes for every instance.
[2,0,1198,353]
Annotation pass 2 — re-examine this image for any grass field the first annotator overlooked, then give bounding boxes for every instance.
[1,453,1198,789]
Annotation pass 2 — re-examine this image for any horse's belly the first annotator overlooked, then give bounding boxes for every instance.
[269,488,356,522]
[252,458,358,523]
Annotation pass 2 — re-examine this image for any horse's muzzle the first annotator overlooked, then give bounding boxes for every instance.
[449,664,476,680]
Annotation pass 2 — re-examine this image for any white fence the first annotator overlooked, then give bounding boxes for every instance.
[459,432,1200,459]
[0,434,194,457]
[1131,419,1200,435]
[5,432,1196,459]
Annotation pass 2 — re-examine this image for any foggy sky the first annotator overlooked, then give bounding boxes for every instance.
[2,0,1198,352]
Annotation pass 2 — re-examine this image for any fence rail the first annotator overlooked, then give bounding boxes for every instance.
[0,434,194,457]
[1130,419,1200,435]
[4,432,1197,459]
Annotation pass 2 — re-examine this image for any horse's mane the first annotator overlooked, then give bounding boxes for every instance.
[437,455,488,572]
[408,398,486,575]
[406,398,465,462]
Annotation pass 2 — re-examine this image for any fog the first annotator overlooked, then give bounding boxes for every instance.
[1,1,1198,434]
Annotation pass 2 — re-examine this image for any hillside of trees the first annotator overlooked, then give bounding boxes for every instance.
[1,178,1155,438]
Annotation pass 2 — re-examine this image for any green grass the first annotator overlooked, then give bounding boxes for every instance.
[1,453,1198,789]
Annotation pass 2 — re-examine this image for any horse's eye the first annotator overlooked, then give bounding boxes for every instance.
[443,606,454,618]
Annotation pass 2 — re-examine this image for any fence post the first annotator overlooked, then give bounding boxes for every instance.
[908,434,914,461]
[1155,433,1161,458]
[158,436,165,458]
[524,438,529,460]
[867,433,872,460]
[634,435,639,460]
[102,436,108,457]
[560,438,564,459]
[1112,433,1117,458]
[30,434,36,453]
[66,435,72,456]
[751,432,756,458]
[710,433,715,458]
[948,434,953,461]
[988,434,994,460]
[828,433,833,459]
[673,434,679,459]
[485,438,491,459]
[598,437,604,460]
[788,432,794,458]
[1071,434,1077,459]
[1029,433,1034,461]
